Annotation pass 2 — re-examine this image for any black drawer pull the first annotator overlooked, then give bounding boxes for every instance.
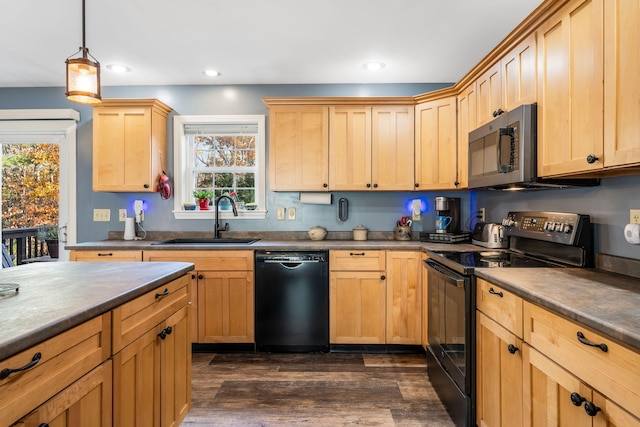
[349,252,365,256]
[576,331,608,352]
[155,288,170,299]
[0,352,42,379]
[97,252,113,257]
[158,326,173,340]
[488,287,503,297]
[584,401,602,417]
[507,344,519,354]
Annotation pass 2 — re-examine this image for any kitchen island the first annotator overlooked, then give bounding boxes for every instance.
[0,261,194,427]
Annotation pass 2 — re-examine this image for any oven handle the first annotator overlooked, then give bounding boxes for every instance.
[424,260,466,288]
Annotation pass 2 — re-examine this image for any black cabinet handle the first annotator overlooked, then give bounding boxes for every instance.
[366,183,371,188]
[0,352,42,379]
[380,275,386,280]
[39,423,49,427]
[586,154,599,164]
[507,344,519,354]
[570,392,586,407]
[155,288,170,299]
[493,108,505,117]
[373,183,378,188]
[584,401,602,417]
[323,183,328,188]
[191,274,196,279]
[158,326,173,340]
[576,331,608,352]
[349,252,365,256]
[414,183,419,188]
[144,184,150,188]
[97,252,113,257]
[454,181,460,186]
[488,287,503,297]
[198,274,204,280]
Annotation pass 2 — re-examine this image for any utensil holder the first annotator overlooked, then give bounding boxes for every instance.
[394,226,412,241]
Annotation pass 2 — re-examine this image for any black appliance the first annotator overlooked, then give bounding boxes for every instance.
[255,250,329,352]
[468,104,599,190]
[424,211,593,427]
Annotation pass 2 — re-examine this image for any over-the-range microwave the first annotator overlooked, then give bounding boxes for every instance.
[467,103,599,190]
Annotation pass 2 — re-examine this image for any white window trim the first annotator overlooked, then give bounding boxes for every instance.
[172,115,266,220]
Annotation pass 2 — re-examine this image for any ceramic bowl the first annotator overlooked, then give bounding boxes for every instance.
[308,226,327,241]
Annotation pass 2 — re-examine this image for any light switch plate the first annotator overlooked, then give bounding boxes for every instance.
[277,207,285,220]
[287,207,296,220]
[93,209,110,222]
[411,199,421,221]
[119,209,127,222]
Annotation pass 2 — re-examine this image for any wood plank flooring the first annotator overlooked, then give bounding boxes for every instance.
[181,352,455,426]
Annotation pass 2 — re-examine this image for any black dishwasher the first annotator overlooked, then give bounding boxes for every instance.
[255,250,329,352]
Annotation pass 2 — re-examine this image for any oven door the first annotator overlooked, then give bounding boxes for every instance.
[425,259,473,395]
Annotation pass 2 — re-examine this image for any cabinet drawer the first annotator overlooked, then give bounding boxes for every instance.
[524,302,640,419]
[112,275,190,352]
[0,314,110,425]
[476,278,523,337]
[144,250,253,271]
[70,250,143,262]
[330,250,385,271]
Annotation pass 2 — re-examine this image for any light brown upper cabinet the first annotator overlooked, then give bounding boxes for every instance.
[329,105,415,191]
[456,82,477,189]
[537,0,604,177]
[92,99,172,192]
[476,33,537,127]
[415,96,459,190]
[268,105,329,191]
[603,0,640,169]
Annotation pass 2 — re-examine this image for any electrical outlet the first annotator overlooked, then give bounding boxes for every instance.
[479,208,486,222]
[277,207,285,220]
[119,209,127,222]
[411,199,421,221]
[631,209,640,224]
[287,207,296,220]
[93,208,110,222]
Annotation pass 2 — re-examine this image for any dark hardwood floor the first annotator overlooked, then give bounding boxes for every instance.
[181,352,455,426]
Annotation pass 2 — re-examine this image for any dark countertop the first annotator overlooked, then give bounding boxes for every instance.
[475,267,640,352]
[0,261,194,361]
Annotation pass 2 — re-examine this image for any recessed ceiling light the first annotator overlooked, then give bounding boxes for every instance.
[204,69,221,77]
[106,64,131,73]
[363,62,386,71]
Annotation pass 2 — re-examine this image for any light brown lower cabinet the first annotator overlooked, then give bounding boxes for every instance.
[69,249,143,262]
[112,305,191,427]
[385,251,421,345]
[15,361,113,427]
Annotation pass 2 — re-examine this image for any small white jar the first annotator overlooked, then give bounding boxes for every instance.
[352,225,368,241]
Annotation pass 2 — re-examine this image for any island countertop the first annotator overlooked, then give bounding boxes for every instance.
[0,261,194,361]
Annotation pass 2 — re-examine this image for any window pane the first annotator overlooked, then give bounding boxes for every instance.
[214,136,235,166]
[235,150,256,167]
[195,172,214,188]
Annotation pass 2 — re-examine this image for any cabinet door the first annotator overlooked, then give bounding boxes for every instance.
[160,306,191,427]
[502,33,537,111]
[421,255,428,349]
[371,105,415,191]
[330,271,386,344]
[197,270,254,343]
[269,105,329,191]
[457,82,477,189]
[329,106,372,190]
[523,345,593,427]
[477,62,503,125]
[415,97,458,190]
[17,361,112,427]
[476,313,523,427]
[537,0,604,177]
[69,250,143,262]
[593,391,640,427]
[113,324,162,427]
[603,0,640,168]
[385,251,421,345]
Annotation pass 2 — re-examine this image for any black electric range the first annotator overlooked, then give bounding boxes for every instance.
[423,211,593,427]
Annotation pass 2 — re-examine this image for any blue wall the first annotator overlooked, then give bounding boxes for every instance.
[1,84,638,260]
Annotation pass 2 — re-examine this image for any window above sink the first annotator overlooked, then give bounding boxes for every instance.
[172,115,266,220]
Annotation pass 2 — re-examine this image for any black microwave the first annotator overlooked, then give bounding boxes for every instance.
[467,104,599,190]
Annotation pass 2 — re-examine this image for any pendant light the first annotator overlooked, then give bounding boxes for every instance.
[65,0,101,104]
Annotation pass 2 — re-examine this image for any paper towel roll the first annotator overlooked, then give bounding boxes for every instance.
[299,192,332,205]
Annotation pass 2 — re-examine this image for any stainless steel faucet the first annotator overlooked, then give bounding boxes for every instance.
[214,195,238,238]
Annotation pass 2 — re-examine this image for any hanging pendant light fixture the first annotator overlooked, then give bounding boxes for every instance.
[65,0,101,104]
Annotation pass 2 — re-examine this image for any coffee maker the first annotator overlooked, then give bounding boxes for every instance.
[434,197,461,234]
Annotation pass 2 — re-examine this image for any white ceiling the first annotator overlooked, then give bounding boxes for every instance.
[0,0,543,88]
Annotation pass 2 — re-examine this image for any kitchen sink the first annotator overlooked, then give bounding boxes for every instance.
[152,238,259,245]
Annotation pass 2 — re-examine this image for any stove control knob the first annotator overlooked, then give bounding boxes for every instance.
[544,221,553,231]
[502,218,515,227]
[555,223,564,232]
[562,223,573,233]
